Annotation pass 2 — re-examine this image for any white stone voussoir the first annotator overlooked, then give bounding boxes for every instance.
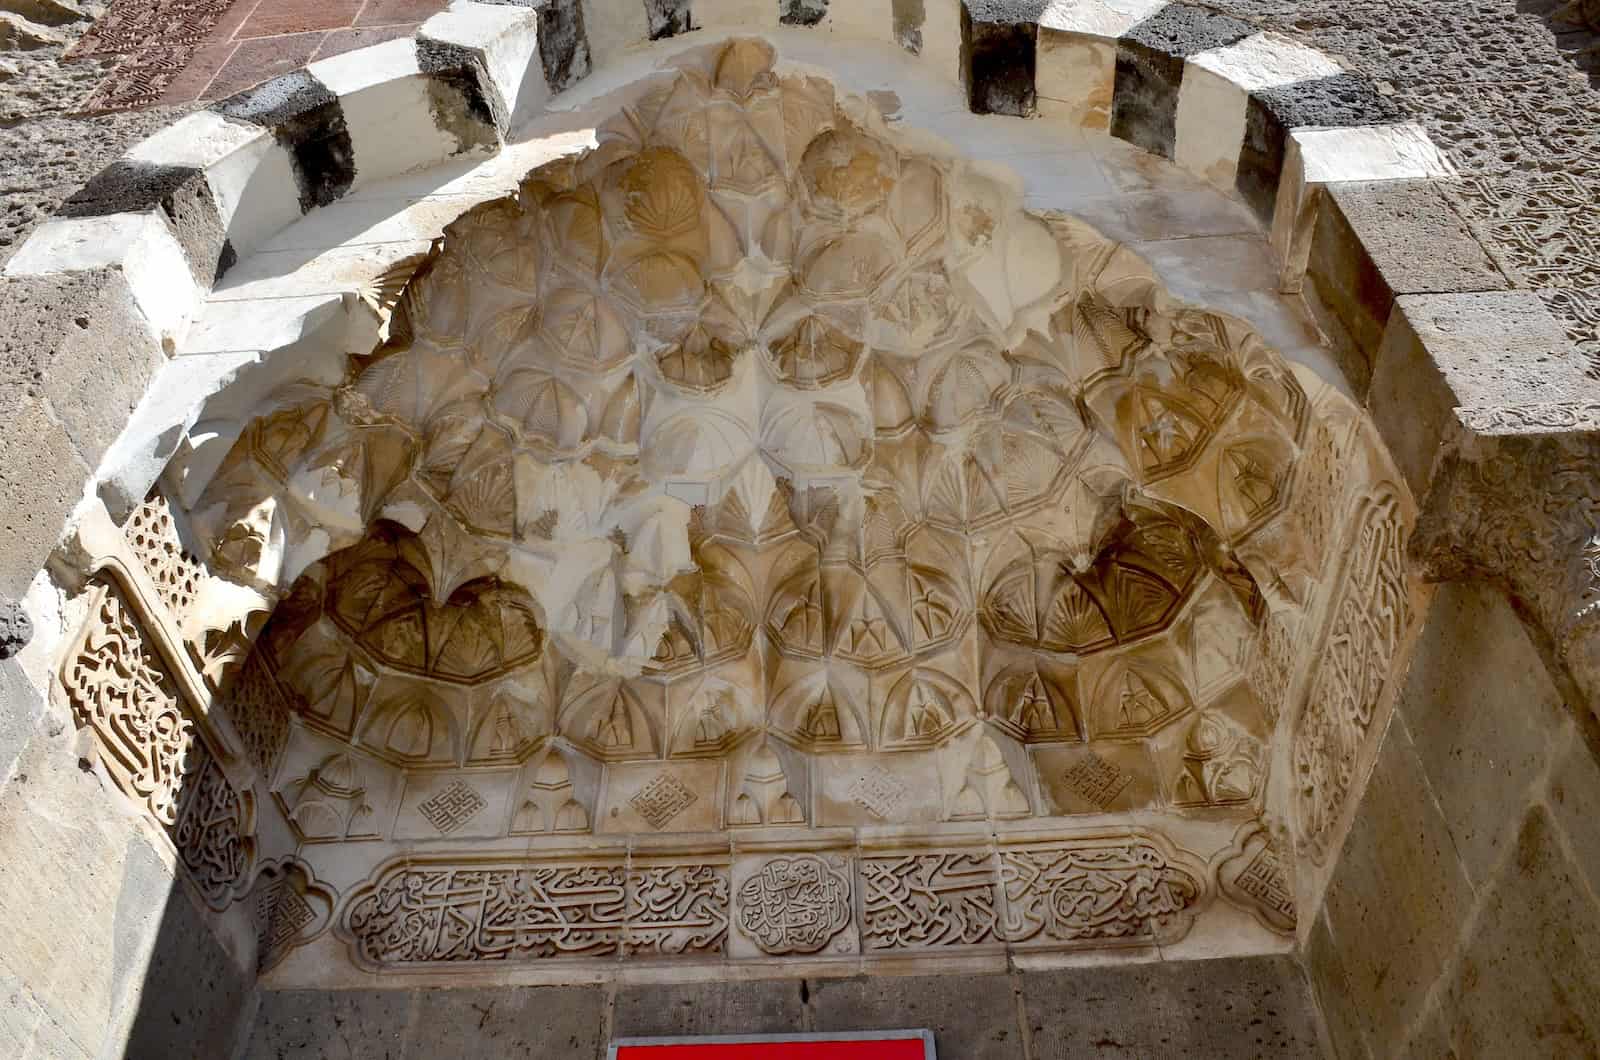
[1176,32,1344,188]
[309,39,494,190]
[1273,123,1458,291]
[420,0,547,127]
[4,211,204,349]
[125,110,303,260]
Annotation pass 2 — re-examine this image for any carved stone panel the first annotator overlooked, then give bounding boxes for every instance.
[626,863,731,956]
[62,582,199,825]
[1293,488,1411,860]
[860,850,1001,951]
[734,853,855,957]
[342,859,629,968]
[997,834,1205,950]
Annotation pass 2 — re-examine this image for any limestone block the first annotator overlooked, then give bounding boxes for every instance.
[125,111,302,262]
[1412,426,1600,718]
[241,989,412,1060]
[1431,809,1600,1056]
[214,72,357,214]
[811,972,1024,1060]
[57,159,232,289]
[1368,291,1586,496]
[1310,180,1508,394]
[613,979,807,1038]
[1305,910,1374,1060]
[0,269,166,467]
[1548,736,1600,901]
[1236,73,1400,224]
[422,3,547,128]
[1271,124,1456,293]
[116,853,256,1060]
[1175,33,1342,190]
[309,40,494,189]
[409,984,608,1055]
[0,658,42,787]
[1021,956,1324,1057]
[1397,581,1562,887]
[0,396,90,599]
[4,212,203,351]
[1316,712,1475,1053]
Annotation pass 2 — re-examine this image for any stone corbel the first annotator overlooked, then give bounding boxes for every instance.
[1410,409,1600,729]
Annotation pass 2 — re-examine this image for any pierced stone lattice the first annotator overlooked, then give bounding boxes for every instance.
[124,493,205,619]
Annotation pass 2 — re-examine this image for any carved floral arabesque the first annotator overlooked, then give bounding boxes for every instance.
[1292,488,1411,861]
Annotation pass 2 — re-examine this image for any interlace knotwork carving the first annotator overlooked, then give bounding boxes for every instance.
[255,875,316,960]
[344,863,627,966]
[172,748,253,909]
[1294,489,1410,860]
[998,839,1203,947]
[124,493,206,619]
[1063,751,1132,809]
[62,582,198,825]
[629,773,698,830]
[222,654,290,779]
[418,780,487,834]
[861,852,999,950]
[736,855,853,955]
[626,865,730,955]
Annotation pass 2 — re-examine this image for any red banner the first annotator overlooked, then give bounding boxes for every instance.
[611,1032,934,1059]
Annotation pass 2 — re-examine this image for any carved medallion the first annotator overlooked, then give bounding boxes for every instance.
[736,855,853,955]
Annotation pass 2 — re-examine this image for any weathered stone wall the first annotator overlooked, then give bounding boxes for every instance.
[243,957,1328,1059]
[0,653,257,1059]
[0,1,192,262]
[1306,581,1600,1057]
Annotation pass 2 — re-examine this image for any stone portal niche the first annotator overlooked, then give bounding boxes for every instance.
[87,38,1415,979]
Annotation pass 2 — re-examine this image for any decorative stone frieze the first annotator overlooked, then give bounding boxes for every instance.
[997,831,1206,949]
[1293,486,1413,861]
